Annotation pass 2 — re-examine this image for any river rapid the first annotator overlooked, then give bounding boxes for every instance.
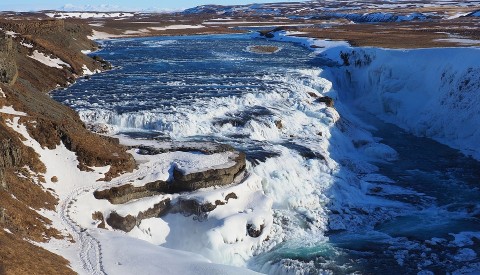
[52,34,480,274]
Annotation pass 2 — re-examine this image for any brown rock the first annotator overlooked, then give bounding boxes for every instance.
[94,181,169,204]
[103,199,171,232]
[275,120,283,129]
[137,198,171,220]
[171,151,246,192]
[92,211,105,229]
[225,192,238,201]
[173,199,217,217]
[247,223,265,238]
[106,212,136,232]
[316,96,334,107]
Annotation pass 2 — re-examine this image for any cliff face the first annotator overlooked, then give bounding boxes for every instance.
[0,127,22,170]
[0,18,135,274]
[0,34,18,85]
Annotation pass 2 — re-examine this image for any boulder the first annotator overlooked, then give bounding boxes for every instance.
[247,223,265,238]
[275,120,283,129]
[104,198,171,232]
[106,212,136,232]
[316,96,334,107]
[0,34,18,85]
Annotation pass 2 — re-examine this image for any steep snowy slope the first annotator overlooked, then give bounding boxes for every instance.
[322,47,480,159]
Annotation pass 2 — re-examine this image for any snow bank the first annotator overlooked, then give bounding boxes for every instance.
[93,230,261,275]
[46,12,135,19]
[322,47,480,159]
[20,41,33,48]
[149,25,205,31]
[29,50,71,69]
[88,30,123,40]
[0,106,27,116]
[253,30,349,57]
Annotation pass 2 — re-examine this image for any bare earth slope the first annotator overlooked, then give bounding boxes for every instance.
[0,18,135,275]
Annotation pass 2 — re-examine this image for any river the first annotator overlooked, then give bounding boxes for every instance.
[52,34,480,274]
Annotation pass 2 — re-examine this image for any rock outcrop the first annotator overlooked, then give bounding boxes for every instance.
[105,192,239,232]
[172,151,246,192]
[257,27,285,38]
[106,198,171,232]
[316,96,334,107]
[0,19,65,35]
[0,127,23,170]
[106,212,137,232]
[95,143,246,204]
[247,223,265,238]
[0,34,18,85]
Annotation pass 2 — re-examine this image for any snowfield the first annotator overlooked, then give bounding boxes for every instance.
[29,50,71,69]
[46,12,136,19]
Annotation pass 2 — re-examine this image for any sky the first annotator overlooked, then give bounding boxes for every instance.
[0,0,302,12]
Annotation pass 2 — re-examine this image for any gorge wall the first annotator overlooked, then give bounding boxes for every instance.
[323,47,480,160]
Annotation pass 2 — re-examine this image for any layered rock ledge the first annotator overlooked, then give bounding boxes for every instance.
[94,142,246,204]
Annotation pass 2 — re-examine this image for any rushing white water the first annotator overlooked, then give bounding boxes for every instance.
[53,34,480,274]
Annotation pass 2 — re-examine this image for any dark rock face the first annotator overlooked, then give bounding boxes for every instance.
[106,212,136,232]
[316,96,334,107]
[105,192,239,232]
[95,147,246,204]
[173,199,215,219]
[247,223,265,238]
[0,34,18,85]
[92,55,112,70]
[137,199,171,221]
[225,192,238,201]
[94,181,169,204]
[257,27,285,39]
[0,136,22,170]
[172,151,246,192]
[275,120,283,129]
[105,198,171,232]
